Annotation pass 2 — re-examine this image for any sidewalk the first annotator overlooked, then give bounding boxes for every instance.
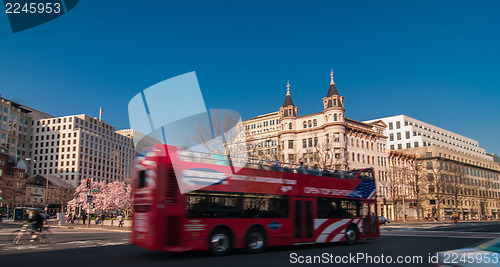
[2,218,131,232]
[49,222,131,232]
[389,219,500,225]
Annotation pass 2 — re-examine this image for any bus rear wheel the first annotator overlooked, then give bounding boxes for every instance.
[345,225,358,245]
[208,228,232,256]
[245,227,266,253]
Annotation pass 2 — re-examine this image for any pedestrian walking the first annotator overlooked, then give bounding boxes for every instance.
[100,213,105,226]
[117,214,124,227]
[82,214,87,225]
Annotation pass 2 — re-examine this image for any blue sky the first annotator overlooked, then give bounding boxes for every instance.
[0,0,499,154]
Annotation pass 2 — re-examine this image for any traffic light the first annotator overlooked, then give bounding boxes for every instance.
[86,179,91,189]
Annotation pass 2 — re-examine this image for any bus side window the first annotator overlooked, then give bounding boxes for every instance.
[138,170,146,188]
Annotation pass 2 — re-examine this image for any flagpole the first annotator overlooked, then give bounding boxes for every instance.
[99,107,102,121]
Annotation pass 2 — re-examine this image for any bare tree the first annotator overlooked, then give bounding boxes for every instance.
[0,173,26,209]
[55,186,75,213]
[445,163,468,220]
[424,159,467,221]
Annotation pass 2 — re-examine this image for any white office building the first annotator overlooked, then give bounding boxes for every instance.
[31,114,135,187]
[366,115,492,161]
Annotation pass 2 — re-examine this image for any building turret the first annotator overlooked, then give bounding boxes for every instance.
[279,81,298,118]
[323,69,345,111]
[279,81,298,163]
[322,70,347,170]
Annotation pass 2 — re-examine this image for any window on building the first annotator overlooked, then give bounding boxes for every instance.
[288,140,293,149]
[396,121,401,129]
[405,131,410,139]
[289,123,292,130]
[397,132,401,140]
[389,122,393,130]
[389,133,394,141]
[302,139,307,148]
[427,162,433,170]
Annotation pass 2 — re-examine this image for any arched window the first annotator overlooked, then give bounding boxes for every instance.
[303,121,307,128]
[357,153,360,162]
[352,152,355,162]
[333,99,337,106]
[325,115,328,122]
[289,123,292,130]
[308,120,312,127]
[367,156,370,164]
[313,119,317,127]
[362,140,364,148]
[334,114,338,121]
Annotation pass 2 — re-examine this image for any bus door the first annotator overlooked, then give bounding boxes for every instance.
[293,197,314,243]
[362,201,379,238]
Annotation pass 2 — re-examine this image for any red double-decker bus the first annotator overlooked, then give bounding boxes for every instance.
[131,144,379,255]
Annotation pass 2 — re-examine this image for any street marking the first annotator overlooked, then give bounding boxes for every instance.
[382,233,491,239]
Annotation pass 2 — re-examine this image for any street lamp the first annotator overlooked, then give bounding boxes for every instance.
[415,162,421,220]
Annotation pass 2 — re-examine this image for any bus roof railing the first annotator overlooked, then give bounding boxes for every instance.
[175,149,373,179]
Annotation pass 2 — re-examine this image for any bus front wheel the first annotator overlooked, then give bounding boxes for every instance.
[245,227,266,253]
[345,225,358,245]
[208,228,232,256]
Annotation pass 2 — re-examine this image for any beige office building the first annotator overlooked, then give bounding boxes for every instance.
[408,146,500,221]
[31,115,135,187]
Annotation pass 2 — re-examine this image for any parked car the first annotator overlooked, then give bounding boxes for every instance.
[435,237,500,266]
[379,216,390,225]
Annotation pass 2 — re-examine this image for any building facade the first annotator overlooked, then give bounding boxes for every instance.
[242,72,388,177]
[0,95,53,160]
[30,114,135,187]
[24,174,73,213]
[380,150,417,221]
[373,115,491,161]
[407,146,500,221]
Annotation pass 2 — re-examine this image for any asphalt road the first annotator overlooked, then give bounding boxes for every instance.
[0,222,499,267]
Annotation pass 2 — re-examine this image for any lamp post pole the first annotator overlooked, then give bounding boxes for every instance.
[45,162,49,219]
[415,162,421,220]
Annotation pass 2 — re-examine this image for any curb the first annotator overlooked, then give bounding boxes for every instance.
[49,225,131,233]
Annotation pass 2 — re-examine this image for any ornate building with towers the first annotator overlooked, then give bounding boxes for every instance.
[242,71,388,177]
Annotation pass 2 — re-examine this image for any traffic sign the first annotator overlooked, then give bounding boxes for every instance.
[92,189,99,193]
[87,195,93,203]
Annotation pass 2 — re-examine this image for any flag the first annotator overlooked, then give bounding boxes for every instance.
[100,107,104,116]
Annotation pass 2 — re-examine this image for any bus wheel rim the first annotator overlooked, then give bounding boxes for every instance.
[248,232,264,250]
[346,229,356,241]
[211,234,229,252]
